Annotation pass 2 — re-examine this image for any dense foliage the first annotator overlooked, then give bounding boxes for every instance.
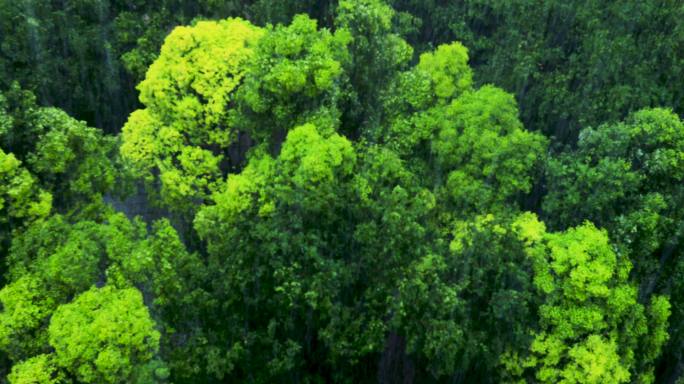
[1,0,683,383]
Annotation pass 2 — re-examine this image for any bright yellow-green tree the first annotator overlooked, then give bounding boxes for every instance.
[121,18,264,212]
[48,286,161,384]
[7,354,63,384]
[504,213,670,384]
[0,150,51,231]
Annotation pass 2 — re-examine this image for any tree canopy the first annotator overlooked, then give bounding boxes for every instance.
[1,0,683,383]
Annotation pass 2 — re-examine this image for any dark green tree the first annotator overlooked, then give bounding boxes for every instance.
[0,85,119,212]
[391,0,684,144]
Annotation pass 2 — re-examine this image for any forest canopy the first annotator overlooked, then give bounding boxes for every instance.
[1,0,684,383]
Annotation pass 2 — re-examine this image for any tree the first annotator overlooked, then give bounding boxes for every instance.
[504,213,670,384]
[48,285,162,384]
[432,85,547,214]
[122,14,352,214]
[0,275,56,362]
[7,354,63,384]
[378,41,472,157]
[335,0,413,135]
[544,107,684,380]
[0,148,51,278]
[193,123,357,381]
[0,214,126,364]
[394,213,536,382]
[121,18,264,213]
[237,14,351,144]
[0,210,204,381]
[390,0,684,143]
[544,109,684,265]
[0,0,340,132]
[323,145,436,381]
[0,0,140,132]
[0,150,51,235]
[378,40,547,217]
[0,85,119,212]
